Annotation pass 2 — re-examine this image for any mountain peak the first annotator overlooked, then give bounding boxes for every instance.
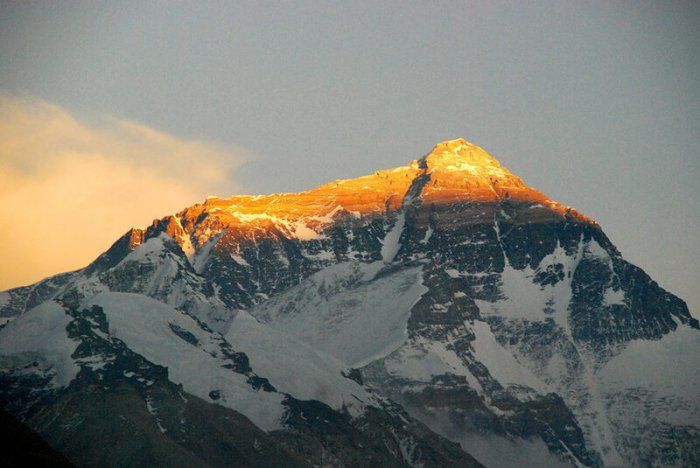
[148,139,595,250]
[420,138,507,177]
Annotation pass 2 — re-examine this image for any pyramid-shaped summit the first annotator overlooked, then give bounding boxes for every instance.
[421,138,507,172]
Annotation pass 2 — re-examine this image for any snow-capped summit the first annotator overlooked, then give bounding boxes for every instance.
[111,138,591,264]
[421,138,507,174]
[0,139,697,467]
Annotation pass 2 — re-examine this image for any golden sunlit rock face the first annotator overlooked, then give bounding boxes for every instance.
[135,138,595,250]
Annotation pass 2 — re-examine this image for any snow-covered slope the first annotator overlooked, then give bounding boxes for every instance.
[0,289,378,432]
[250,261,428,367]
[86,292,287,430]
[0,301,79,388]
[225,309,375,414]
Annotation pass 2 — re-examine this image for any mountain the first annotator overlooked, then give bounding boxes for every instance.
[1,138,697,467]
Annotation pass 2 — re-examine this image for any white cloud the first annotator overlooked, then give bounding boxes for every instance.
[0,94,250,290]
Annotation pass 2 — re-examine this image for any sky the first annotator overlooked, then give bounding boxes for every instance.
[0,1,698,314]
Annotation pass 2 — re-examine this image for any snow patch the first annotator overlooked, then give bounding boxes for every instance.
[250,263,427,368]
[421,226,434,244]
[471,320,547,393]
[384,338,483,393]
[228,211,331,241]
[191,233,222,273]
[603,287,625,306]
[172,216,195,257]
[380,212,406,264]
[87,292,286,431]
[230,253,249,266]
[0,301,79,387]
[445,268,460,278]
[475,241,580,336]
[226,311,374,416]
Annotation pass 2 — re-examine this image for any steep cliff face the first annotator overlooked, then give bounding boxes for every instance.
[1,139,697,467]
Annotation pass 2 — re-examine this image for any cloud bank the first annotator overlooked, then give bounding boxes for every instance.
[0,94,249,290]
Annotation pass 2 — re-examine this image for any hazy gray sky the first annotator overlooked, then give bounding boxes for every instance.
[1,1,698,314]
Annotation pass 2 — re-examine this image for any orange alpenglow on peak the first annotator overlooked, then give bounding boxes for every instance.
[421,138,507,175]
[418,138,531,204]
[416,139,593,224]
[170,138,594,245]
